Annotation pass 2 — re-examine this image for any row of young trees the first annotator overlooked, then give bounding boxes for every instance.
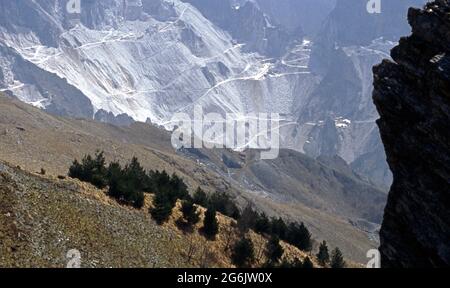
[228,205,345,268]
[68,152,226,239]
[230,236,345,268]
[230,235,313,268]
[69,151,145,208]
[193,188,240,220]
[177,199,219,240]
[236,205,313,253]
[68,151,189,210]
[150,177,189,224]
[178,198,344,268]
[316,241,346,268]
[68,151,345,268]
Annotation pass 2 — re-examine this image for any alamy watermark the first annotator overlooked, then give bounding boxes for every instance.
[66,249,81,268]
[66,0,143,14]
[67,0,381,15]
[66,0,81,14]
[367,0,382,14]
[170,106,281,160]
[366,249,381,268]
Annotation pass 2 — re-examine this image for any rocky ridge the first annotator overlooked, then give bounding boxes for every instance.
[374,0,450,267]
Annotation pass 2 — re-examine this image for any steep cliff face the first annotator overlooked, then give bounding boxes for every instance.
[374,0,450,267]
[182,0,294,57]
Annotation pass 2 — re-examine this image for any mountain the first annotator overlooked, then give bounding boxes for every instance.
[299,0,430,189]
[0,93,385,262]
[374,0,450,267]
[254,0,336,37]
[182,0,295,57]
[316,0,427,47]
[0,0,422,189]
[0,0,313,143]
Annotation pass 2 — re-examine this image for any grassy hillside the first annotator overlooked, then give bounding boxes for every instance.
[0,162,326,268]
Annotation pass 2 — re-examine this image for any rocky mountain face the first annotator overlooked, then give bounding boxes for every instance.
[0,0,404,189]
[316,0,427,47]
[255,0,336,37]
[182,0,295,57]
[182,0,429,190]
[301,0,429,189]
[0,0,314,128]
[374,0,450,267]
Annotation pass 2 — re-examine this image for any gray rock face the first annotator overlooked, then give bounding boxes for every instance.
[0,45,93,118]
[314,0,426,48]
[255,0,336,36]
[0,0,314,124]
[374,0,450,267]
[246,149,387,223]
[182,0,295,57]
[94,109,134,126]
[303,0,429,189]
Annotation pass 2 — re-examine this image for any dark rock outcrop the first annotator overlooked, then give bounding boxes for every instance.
[373,0,450,267]
[94,109,135,126]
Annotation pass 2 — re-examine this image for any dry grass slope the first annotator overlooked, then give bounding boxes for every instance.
[0,162,324,268]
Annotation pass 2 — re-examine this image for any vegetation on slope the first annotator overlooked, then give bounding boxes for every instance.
[64,152,348,268]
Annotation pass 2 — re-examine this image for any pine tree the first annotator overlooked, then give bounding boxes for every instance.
[107,160,144,208]
[153,170,171,193]
[69,153,150,208]
[68,159,83,179]
[129,187,145,208]
[151,191,174,224]
[302,256,314,268]
[237,204,258,233]
[330,248,346,268]
[286,222,312,252]
[169,173,189,201]
[231,238,255,268]
[193,187,209,207]
[271,217,287,240]
[316,240,330,266]
[90,151,108,189]
[124,156,149,191]
[68,151,107,189]
[107,161,123,199]
[181,200,200,226]
[254,212,270,234]
[265,235,284,264]
[209,192,240,219]
[202,208,219,239]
